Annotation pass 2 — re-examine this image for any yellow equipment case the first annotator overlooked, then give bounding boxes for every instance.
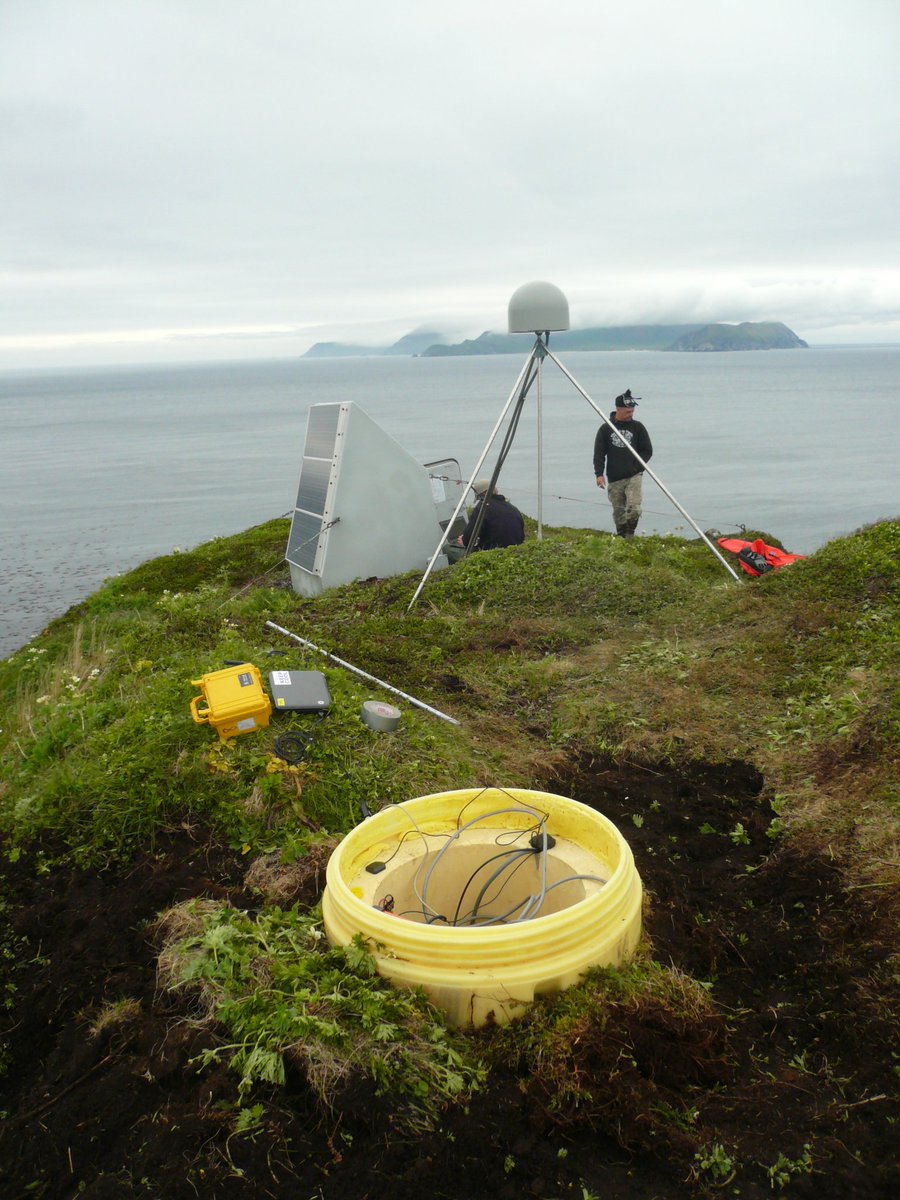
[189,663,273,739]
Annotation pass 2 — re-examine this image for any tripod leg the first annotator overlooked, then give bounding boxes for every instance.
[543,346,741,582]
[407,340,543,610]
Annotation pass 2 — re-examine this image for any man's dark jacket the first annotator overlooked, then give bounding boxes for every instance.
[461,494,525,550]
[593,414,653,482]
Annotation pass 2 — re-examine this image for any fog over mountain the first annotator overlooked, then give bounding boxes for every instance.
[1,0,898,367]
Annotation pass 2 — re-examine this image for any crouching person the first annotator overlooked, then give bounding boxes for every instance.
[452,478,525,557]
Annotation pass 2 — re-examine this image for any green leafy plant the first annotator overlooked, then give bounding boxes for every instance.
[158,901,485,1131]
[693,1141,736,1183]
[765,1143,813,1190]
[729,822,750,845]
[232,1103,265,1135]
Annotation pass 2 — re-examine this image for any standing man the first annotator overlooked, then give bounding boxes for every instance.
[593,389,653,538]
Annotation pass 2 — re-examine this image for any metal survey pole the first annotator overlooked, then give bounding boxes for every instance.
[265,620,461,725]
[536,343,544,540]
[544,347,741,582]
[407,340,542,611]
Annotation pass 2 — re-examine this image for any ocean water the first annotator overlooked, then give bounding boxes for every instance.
[2,346,898,659]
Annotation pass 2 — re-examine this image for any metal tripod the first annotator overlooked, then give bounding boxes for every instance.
[408,335,741,610]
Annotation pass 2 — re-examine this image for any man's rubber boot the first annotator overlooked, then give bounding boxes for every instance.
[622,518,638,539]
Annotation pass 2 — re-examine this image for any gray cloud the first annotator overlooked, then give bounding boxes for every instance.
[2,0,899,365]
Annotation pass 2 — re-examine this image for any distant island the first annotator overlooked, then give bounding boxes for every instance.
[304,321,807,358]
[667,322,808,352]
[303,329,447,358]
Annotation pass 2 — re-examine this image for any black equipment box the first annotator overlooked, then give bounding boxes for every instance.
[268,669,332,713]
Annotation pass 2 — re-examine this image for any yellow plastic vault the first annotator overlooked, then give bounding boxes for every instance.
[323,787,643,1027]
[189,663,272,740]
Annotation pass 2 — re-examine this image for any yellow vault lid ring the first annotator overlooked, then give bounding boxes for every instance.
[322,787,642,1027]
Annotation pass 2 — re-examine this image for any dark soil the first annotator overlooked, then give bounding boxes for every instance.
[1,760,897,1200]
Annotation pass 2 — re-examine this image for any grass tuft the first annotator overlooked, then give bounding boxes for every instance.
[157,900,485,1130]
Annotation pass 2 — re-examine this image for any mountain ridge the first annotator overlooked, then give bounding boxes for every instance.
[304,321,807,358]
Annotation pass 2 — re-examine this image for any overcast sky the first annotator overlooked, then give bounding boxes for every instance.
[2,0,899,367]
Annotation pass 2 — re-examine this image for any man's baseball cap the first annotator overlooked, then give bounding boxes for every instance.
[472,479,491,496]
[614,389,640,408]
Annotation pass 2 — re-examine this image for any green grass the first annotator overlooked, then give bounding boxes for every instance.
[1,519,896,870]
[157,900,485,1132]
[0,514,897,1128]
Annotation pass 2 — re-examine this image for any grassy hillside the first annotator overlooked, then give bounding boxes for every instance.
[0,517,897,1198]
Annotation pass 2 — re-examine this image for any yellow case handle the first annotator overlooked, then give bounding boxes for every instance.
[189,694,210,725]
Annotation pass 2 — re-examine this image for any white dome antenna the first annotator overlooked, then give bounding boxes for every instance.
[508,280,570,334]
[408,281,742,608]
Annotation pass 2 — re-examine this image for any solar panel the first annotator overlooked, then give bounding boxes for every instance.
[286,403,453,597]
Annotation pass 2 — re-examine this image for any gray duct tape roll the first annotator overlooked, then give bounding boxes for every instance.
[361,700,401,732]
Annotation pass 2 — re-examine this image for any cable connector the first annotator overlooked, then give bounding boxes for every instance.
[529,831,556,851]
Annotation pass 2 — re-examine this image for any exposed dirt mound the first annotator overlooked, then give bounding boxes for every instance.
[562,756,898,1196]
[1,760,897,1200]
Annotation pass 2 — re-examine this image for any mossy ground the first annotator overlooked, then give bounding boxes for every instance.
[0,517,897,1198]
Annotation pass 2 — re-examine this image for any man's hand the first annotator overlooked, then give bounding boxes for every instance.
[596,475,606,489]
